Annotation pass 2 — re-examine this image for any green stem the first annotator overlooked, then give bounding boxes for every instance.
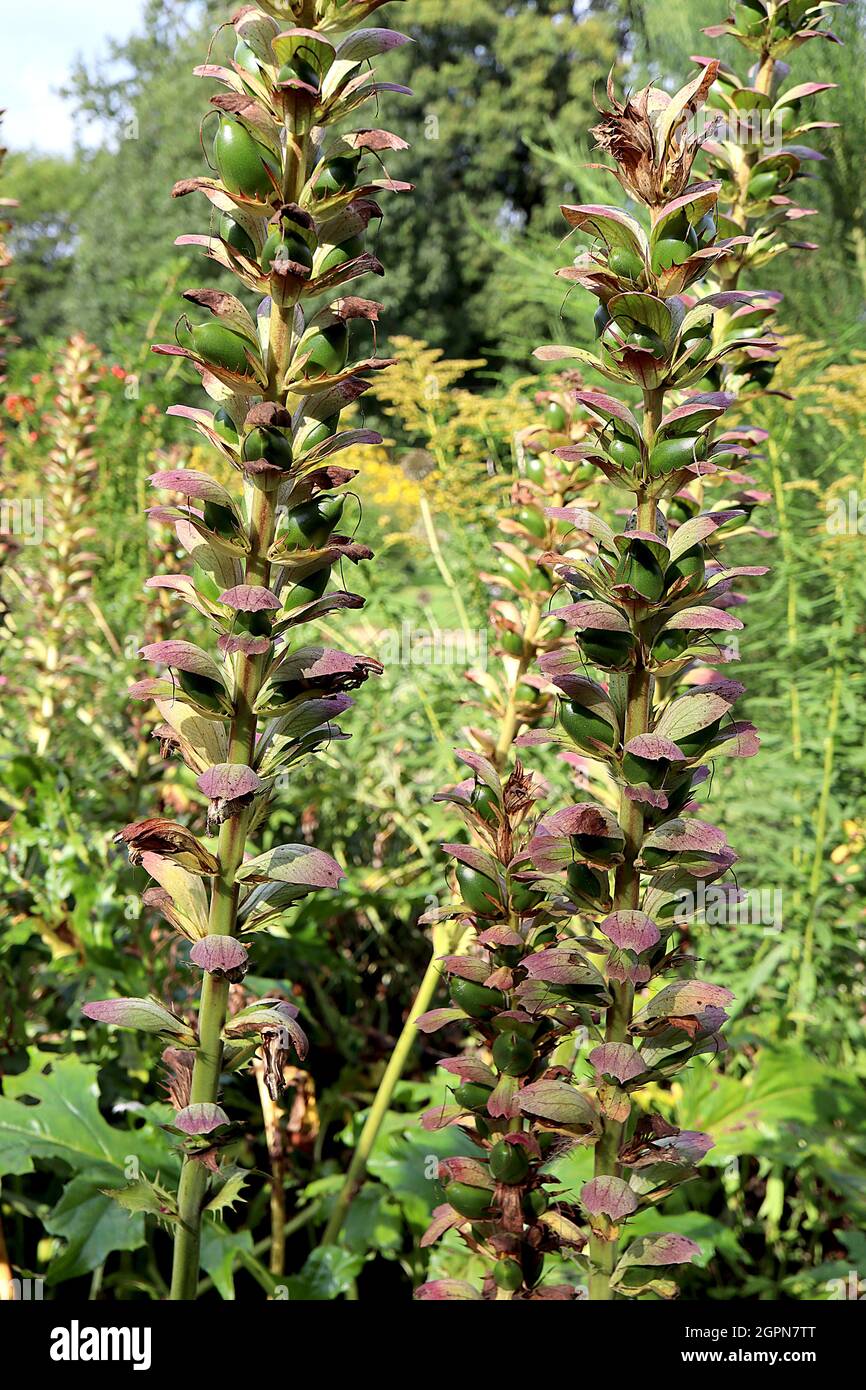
[169,485,279,1300]
[320,947,445,1246]
[419,493,474,643]
[794,652,842,1037]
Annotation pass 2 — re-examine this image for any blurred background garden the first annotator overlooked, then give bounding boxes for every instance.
[1,0,865,1300]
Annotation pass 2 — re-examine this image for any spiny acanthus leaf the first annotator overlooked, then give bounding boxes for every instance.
[203,1163,249,1217]
[102,1174,180,1226]
[0,1050,177,1281]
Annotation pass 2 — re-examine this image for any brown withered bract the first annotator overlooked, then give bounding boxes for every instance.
[115,818,219,874]
[160,1047,195,1112]
[591,64,720,209]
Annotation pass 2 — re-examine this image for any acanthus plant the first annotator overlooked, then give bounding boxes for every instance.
[321,375,598,1245]
[692,0,845,1024]
[414,63,785,1303]
[82,0,411,1300]
[5,335,103,756]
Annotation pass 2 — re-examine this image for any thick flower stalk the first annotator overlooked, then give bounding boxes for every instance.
[6,335,102,756]
[415,67,780,1303]
[83,0,410,1301]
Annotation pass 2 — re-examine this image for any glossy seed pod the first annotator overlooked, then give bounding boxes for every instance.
[277,493,345,550]
[456,862,504,917]
[560,699,617,751]
[178,321,253,375]
[300,321,350,376]
[213,117,277,200]
[261,228,314,273]
[491,1031,535,1076]
[445,1181,495,1220]
[450,977,507,1017]
[489,1141,531,1184]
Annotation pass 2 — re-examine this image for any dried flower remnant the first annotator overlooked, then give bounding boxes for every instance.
[81,0,411,1300]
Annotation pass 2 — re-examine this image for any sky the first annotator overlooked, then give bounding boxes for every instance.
[2,0,146,155]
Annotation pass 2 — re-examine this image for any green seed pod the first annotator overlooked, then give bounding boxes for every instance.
[748,170,780,201]
[283,566,330,612]
[571,830,621,864]
[497,555,548,592]
[666,495,698,525]
[624,329,666,355]
[301,321,350,377]
[456,862,504,917]
[666,544,705,595]
[450,976,507,1017]
[241,425,293,472]
[178,669,230,715]
[524,1188,549,1218]
[470,781,499,824]
[546,401,567,431]
[316,154,362,194]
[608,247,644,280]
[648,434,707,477]
[566,861,607,902]
[614,540,665,601]
[453,1082,494,1111]
[516,681,545,706]
[605,432,641,469]
[524,455,546,485]
[213,117,277,201]
[594,302,612,337]
[776,105,798,133]
[493,1258,524,1292]
[674,718,722,759]
[203,499,239,540]
[233,38,261,76]
[445,1181,495,1221]
[578,628,634,669]
[277,56,321,90]
[317,234,365,274]
[509,878,544,913]
[500,629,524,656]
[295,414,341,455]
[178,320,253,376]
[736,1,766,36]
[651,629,693,664]
[278,493,345,551]
[261,228,314,273]
[516,504,547,539]
[492,1031,535,1077]
[212,407,240,447]
[489,1141,530,1184]
[560,699,617,751]
[621,750,668,789]
[219,214,257,259]
[651,237,693,273]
